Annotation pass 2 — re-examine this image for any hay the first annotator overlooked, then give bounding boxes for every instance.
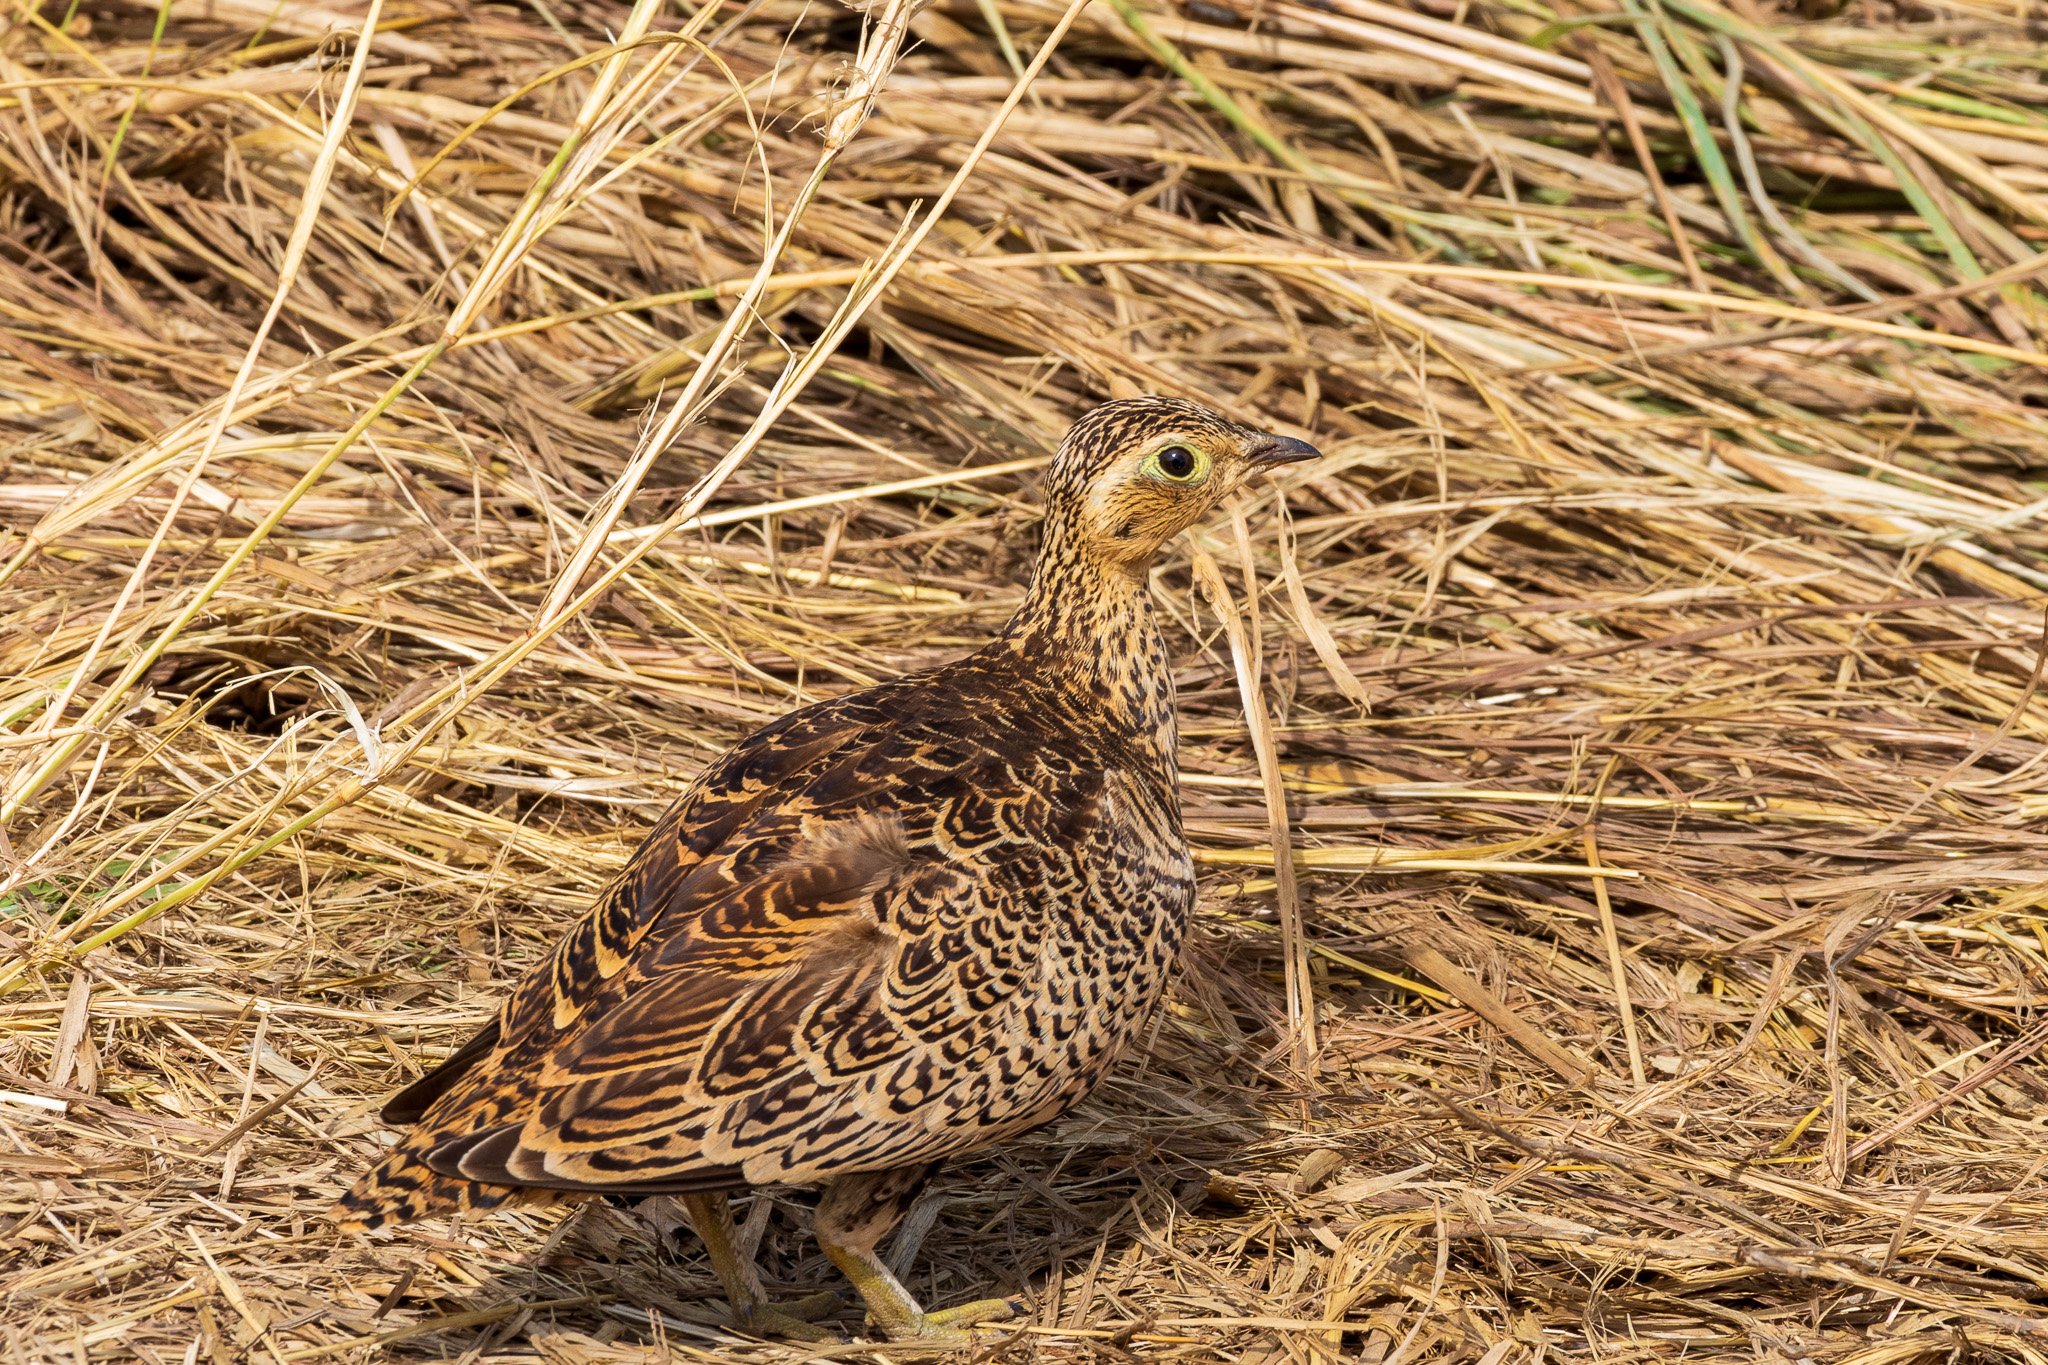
[5,0,2048,1358]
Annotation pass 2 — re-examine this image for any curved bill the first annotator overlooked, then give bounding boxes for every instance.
[1248,432,1322,467]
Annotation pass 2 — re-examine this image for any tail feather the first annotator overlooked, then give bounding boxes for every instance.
[329,1144,558,1231]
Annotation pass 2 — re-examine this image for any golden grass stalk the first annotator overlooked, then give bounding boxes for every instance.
[7,0,2048,1357]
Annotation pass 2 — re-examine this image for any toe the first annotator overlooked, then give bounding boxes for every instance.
[731,1295,850,1341]
[735,1308,839,1342]
[916,1295,1027,1333]
[778,1290,847,1323]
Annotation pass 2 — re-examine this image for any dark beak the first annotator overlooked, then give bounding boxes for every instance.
[1248,432,1322,468]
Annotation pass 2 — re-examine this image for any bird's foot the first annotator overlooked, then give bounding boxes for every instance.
[732,1290,847,1341]
[887,1294,1026,1341]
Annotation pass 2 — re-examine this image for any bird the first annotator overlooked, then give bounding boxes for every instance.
[330,396,1320,1340]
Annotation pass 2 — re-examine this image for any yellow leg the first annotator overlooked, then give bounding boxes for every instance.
[814,1171,1025,1341]
[681,1193,840,1340]
[817,1236,1021,1340]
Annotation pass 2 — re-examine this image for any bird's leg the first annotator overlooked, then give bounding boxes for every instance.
[814,1167,1024,1341]
[680,1193,840,1339]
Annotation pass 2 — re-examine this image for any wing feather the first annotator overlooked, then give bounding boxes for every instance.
[339,677,1140,1223]
[380,1019,500,1125]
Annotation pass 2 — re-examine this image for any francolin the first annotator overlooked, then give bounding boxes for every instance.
[333,397,1321,1339]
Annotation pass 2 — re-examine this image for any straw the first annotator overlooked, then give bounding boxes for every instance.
[6,0,2048,1358]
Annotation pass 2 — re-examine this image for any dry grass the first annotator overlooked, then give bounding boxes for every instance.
[6,0,2048,1359]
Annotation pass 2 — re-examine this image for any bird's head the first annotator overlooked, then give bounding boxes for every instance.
[1044,397,1320,570]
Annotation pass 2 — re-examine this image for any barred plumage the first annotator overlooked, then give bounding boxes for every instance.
[332,397,1319,1338]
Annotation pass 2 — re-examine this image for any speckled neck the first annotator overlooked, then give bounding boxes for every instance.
[998,507,1178,758]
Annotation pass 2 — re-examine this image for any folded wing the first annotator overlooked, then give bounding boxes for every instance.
[334,684,1109,1224]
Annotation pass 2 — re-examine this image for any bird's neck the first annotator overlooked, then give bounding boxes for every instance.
[997,516,1178,757]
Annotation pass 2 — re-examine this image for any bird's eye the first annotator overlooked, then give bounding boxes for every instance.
[1152,445,1199,481]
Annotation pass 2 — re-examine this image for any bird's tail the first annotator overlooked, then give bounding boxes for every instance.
[328,1141,549,1231]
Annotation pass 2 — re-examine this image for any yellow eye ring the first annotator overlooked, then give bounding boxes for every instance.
[1145,444,1208,483]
